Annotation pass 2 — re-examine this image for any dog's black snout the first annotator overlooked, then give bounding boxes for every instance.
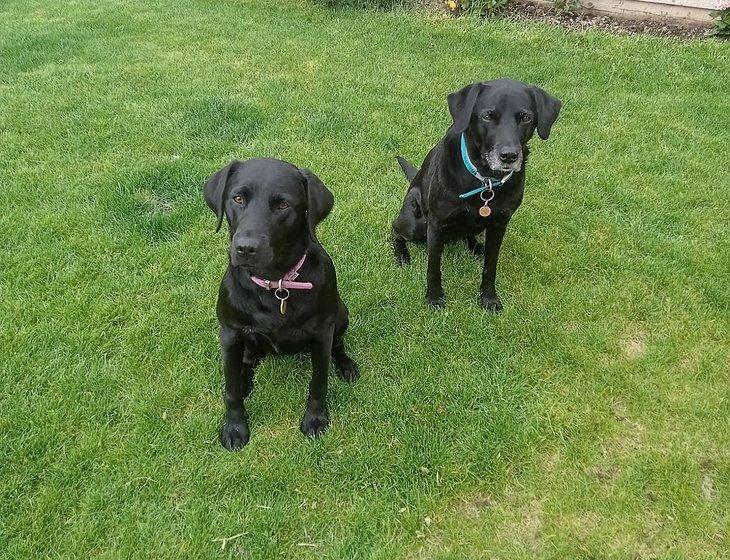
[235,242,258,256]
[499,149,519,164]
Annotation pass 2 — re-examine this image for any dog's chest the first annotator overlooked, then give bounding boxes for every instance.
[437,200,500,237]
[241,317,316,354]
[433,184,519,237]
[235,296,326,354]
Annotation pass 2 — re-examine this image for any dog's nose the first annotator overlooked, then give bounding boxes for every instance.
[235,242,258,256]
[499,150,519,164]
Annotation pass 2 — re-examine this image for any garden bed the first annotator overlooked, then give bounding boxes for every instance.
[421,0,717,38]
[504,0,712,39]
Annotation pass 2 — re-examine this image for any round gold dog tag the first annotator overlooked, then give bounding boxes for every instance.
[479,204,491,217]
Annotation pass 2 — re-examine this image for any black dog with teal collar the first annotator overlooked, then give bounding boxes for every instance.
[391,79,561,311]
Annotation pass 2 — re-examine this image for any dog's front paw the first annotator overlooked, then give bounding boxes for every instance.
[220,420,250,451]
[300,406,329,439]
[480,293,503,313]
[425,290,445,309]
[335,359,360,383]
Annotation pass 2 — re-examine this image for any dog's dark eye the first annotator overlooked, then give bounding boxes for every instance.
[232,195,244,204]
[277,201,290,210]
[519,113,532,123]
[482,111,497,122]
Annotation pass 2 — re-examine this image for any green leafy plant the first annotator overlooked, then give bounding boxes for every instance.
[554,0,581,13]
[462,0,510,14]
[709,0,730,37]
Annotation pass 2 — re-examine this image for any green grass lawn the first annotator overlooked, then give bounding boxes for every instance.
[1,0,728,557]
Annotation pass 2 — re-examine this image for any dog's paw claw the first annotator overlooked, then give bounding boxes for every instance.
[301,408,329,439]
[335,360,360,383]
[480,295,503,313]
[395,254,411,267]
[220,420,250,451]
[426,293,445,309]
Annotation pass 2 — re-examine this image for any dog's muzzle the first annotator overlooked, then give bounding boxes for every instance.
[230,233,273,267]
[485,148,523,173]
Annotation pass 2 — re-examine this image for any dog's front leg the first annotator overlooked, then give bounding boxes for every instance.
[219,327,255,450]
[301,325,334,438]
[479,220,508,312]
[426,221,446,308]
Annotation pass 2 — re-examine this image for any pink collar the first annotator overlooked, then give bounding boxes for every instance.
[250,253,313,292]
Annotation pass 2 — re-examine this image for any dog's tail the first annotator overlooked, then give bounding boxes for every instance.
[396,156,419,183]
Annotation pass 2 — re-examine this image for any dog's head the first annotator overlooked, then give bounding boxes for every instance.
[203,158,333,273]
[447,79,562,174]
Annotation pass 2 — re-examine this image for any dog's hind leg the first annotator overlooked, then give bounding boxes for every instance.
[392,227,411,267]
[464,235,485,258]
[392,188,426,266]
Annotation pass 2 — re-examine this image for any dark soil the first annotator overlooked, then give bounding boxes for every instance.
[504,1,711,39]
[418,0,714,40]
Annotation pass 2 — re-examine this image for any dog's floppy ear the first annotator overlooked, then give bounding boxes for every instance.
[300,168,334,241]
[529,85,562,140]
[447,83,482,134]
[203,160,240,232]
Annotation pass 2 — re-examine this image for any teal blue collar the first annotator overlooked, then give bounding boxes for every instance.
[459,133,514,199]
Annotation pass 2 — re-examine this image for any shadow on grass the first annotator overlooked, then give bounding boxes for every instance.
[101,162,207,243]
